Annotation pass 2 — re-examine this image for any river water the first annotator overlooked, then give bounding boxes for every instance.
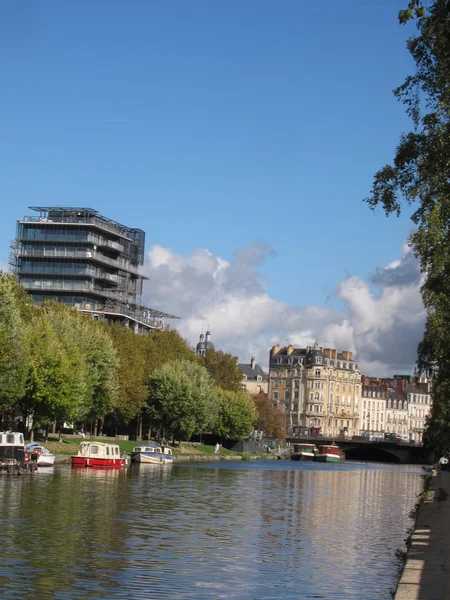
[0,460,425,600]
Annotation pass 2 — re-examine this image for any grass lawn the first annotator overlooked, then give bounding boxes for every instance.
[38,437,240,457]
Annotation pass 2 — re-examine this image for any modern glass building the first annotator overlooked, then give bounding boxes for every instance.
[11,206,178,332]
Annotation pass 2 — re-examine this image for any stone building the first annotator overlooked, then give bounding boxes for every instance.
[406,376,432,442]
[361,380,388,438]
[268,342,361,438]
[360,375,432,442]
[238,357,268,395]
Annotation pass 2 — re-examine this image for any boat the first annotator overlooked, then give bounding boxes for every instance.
[25,442,55,467]
[291,443,317,461]
[161,445,174,464]
[71,441,126,469]
[314,443,345,463]
[131,442,173,465]
[0,431,37,475]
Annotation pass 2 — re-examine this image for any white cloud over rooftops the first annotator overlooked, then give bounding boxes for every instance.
[142,242,425,376]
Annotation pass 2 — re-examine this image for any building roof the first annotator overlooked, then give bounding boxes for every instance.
[238,363,268,382]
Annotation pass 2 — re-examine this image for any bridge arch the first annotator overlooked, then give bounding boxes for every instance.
[343,444,402,463]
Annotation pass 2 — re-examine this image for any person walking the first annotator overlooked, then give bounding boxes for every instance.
[214,443,220,454]
[439,455,449,471]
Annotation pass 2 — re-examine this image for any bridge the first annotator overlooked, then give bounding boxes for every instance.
[287,436,434,464]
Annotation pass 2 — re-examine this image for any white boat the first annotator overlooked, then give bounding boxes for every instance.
[25,443,55,467]
[161,446,174,464]
[131,443,173,465]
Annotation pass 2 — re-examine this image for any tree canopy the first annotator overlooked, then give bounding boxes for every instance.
[213,389,256,442]
[201,349,243,392]
[364,0,450,454]
[147,360,217,442]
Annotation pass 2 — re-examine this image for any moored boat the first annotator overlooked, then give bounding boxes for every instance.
[314,443,345,463]
[130,443,174,465]
[291,443,317,461]
[25,442,55,467]
[161,445,174,465]
[0,431,37,475]
[71,441,126,469]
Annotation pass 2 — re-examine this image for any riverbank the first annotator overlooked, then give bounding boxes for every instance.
[54,452,280,464]
[394,469,450,599]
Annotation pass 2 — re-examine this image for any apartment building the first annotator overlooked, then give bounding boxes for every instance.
[268,342,362,438]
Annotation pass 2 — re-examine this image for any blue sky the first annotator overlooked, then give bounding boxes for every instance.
[0,1,423,371]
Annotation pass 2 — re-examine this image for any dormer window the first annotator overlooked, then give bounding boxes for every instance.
[316,357,321,364]
[242,375,247,381]
[257,375,262,382]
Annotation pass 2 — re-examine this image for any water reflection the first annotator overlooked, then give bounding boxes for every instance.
[0,462,424,599]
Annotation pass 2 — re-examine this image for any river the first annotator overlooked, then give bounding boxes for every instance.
[0,460,425,599]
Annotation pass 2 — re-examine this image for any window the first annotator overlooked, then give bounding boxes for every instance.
[273,391,278,401]
[315,369,321,377]
[285,391,290,400]
[294,391,299,400]
[257,375,262,382]
[274,380,279,388]
[316,357,321,363]
[242,374,247,381]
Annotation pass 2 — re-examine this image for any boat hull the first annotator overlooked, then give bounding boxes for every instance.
[71,456,125,469]
[291,453,315,461]
[131,453,163,464]
[37,456,55,467]
[314,454,345,463]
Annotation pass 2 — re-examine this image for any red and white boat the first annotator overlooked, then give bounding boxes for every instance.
[314,443,345,463]
[71,441,126,469]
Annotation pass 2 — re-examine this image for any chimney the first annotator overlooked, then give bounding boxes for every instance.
[323,348,331,358]
[251,356,256,370]
[287,345,294,356]
[342,351,353,361]
[272,344,281,355]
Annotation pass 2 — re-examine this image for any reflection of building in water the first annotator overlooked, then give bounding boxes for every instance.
[268,342,361,437]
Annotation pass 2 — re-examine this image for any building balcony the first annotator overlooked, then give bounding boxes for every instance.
[20,214,134,242]
[20,265,119,284]
[17,248,141,276]
[21,279,136,302]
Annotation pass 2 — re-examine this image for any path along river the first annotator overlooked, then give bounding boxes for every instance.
[0,460,426,600]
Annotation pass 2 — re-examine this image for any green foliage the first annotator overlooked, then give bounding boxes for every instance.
[399,1,426,24]
[365,0,450,455]
[202,349,243,392]
[214,389,256,441]
[253,393,286,439]
[147,360,217,441]
[107,325,148,422]
[0,273,30,412]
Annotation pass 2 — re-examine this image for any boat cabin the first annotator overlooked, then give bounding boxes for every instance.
[78,442,121,459]
[0,432,25,447]
[132,445,162,455]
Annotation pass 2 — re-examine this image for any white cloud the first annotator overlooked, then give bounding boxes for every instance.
[142,242,426,376]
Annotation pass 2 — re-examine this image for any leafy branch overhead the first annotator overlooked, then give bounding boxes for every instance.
[399,1,426,24]
[365,0,450,455]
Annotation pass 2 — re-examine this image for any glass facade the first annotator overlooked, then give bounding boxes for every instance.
[14,207,146,312]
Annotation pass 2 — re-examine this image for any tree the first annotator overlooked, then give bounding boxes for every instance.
[213,389,256,442]
[147,360,217,442]
[107,325,148,423]
[364,0,450,454]
[253,394,286,440]
[0,273,29,414]
[202,350,243,392]
[22,313,79,439]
